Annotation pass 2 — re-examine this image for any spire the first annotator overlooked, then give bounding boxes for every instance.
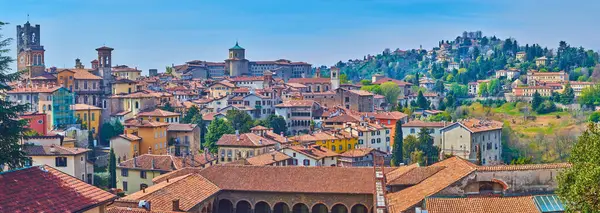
[26,14,30,23]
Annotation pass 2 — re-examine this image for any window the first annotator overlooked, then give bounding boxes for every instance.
[339,145,343,150]
[140,171,147,179]
[358,139,363,144]
[55,157,67,167]
[331,146,336,151]
[371,139,375,144]
[371,132,375,136]
[377,131,381,135]
[91,113,95,121]
[410,128,415,133]
[84,81,88,89]
[84,113,88,121]
[386,137,390,142]
[303,159,310,166]
[377,138,381,143]
[387,120,391,125]
[292,153,296,157]
[386,129,390,134]
[348,144,352,149]
[121,169,129,177]
[123,181,128,191]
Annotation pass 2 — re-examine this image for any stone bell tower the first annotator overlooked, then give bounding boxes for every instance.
[16,21,45,78]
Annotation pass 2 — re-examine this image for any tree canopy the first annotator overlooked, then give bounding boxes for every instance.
[380,82,401,106]
[225,109,254,133]
[0,21,29,171]
[204,118,234,153]
[557,123,600,212]
[391,120,403,166]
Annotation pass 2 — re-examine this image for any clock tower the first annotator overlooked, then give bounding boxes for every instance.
[17,21,45,78]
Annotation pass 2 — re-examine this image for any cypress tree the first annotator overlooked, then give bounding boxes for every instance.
[391,120,404,166]
[109,148,117,188]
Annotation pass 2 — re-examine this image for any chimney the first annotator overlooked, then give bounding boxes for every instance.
[151,159,155,169]
[284,137,288,143]
[133,156,137,167]
[148,147,152,154]
[280,131,284,137]
[190,153,195,167]
[236,130,240,141]
[49,144,56,153]
[172,199,180,211]
[258,139,262,145]
[271,153,276,161]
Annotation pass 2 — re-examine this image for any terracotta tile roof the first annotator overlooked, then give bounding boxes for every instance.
[7,85,61,94]
[201,112,224,121]
[372,77,412,86]
[152,167,203,184]
[72,69,103,80]
[118,154,211,172]
[288,78,331,84]
[348,89,374,96]
[424,110,444,114]
[24,144,89,156]
[386,157,477,213]
[112,91,159,99]
[124,119,169,128]
[229,76,264,82]
[107,206,180,213]
[245,151,292,166]
[216,133,278,147]
[73,103,102,110]
[167,123,197,132]
[124,174,220,212]
[250,125,270,131]
[263,131,288,144]
[211,80,236,88]
[425,196,539,213]
[387,166,445,186]
[119,134,142,141]
[476,163,570,171]
[360,111,408,121]
[339,148,384,158]
[113,78,137,84]
[403,120,446,128]
[30,72,57,80]
[285,82,308,88]
[325,114,361,123]
[447,119,503,133]
[198,165,374,194]
[275,100,316,108]
[0,166,117,212]
[286,145,339,160]
[385,164,418,184]
[138,109,180,117]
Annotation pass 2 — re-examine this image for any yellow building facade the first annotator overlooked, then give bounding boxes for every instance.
[290,131,358,153]
[124,120,169,155]
[73,104,102,136]
[137,108,181,123]
[112,79,137,95]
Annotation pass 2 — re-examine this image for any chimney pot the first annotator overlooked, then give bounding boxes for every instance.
[172,199,180,211]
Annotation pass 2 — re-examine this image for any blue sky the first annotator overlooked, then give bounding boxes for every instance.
[3,0,599,74]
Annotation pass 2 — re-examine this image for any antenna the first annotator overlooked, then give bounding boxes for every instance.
[27,14,29,22]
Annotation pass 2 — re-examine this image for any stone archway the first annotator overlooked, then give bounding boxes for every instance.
[255,201,271,213]
[292,203,309,213]
[331,204,348,213]
[274,202,290,213]
[218,199,233,213]
[311,203,328,213]
[351,204,368,213]
[236,200,252,213]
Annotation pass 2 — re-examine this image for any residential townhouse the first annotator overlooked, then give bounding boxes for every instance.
[137,108,181,123]
[281,144,339,166]
[216,131,279,164]
[167,123,201,156]
[275,100,322,134]
[402,120,447,147]
[73,103,101,136]
[440,119,503,165]
[23,144,94,184]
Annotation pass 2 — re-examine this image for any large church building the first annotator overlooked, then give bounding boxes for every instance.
[174,42,312,81]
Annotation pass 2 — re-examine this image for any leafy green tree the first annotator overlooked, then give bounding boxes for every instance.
[0,21,29,171]
[535,100,557,114]
[434,80,445,93]
[531,91,543,110]
[165,66,173,75]
[360,79,372,86]
[579,84,600,107]
[590,111,600,123]
[391,120,403,166]
[380,82,401,106]
[557,123,600,212]
[478,82,488,97]
[416,91,429,109]
[160,102,175,112]
[510,156,533,165]
[266,115,287,136]
[402,135,419,161]
[182,105,200,124]
[417,128,439,165]
[225,109,254,133]
[108,148,116,188]
[204,118,234,153]
[340,73,349,84]
[561,83,575,104]
[551,91,562,102]
[410,150,425,165]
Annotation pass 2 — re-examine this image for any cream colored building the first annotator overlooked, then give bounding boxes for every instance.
[24,144,94,184]
[440,119,503,165]
[117,154,215,194]
[216,132,279,164]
